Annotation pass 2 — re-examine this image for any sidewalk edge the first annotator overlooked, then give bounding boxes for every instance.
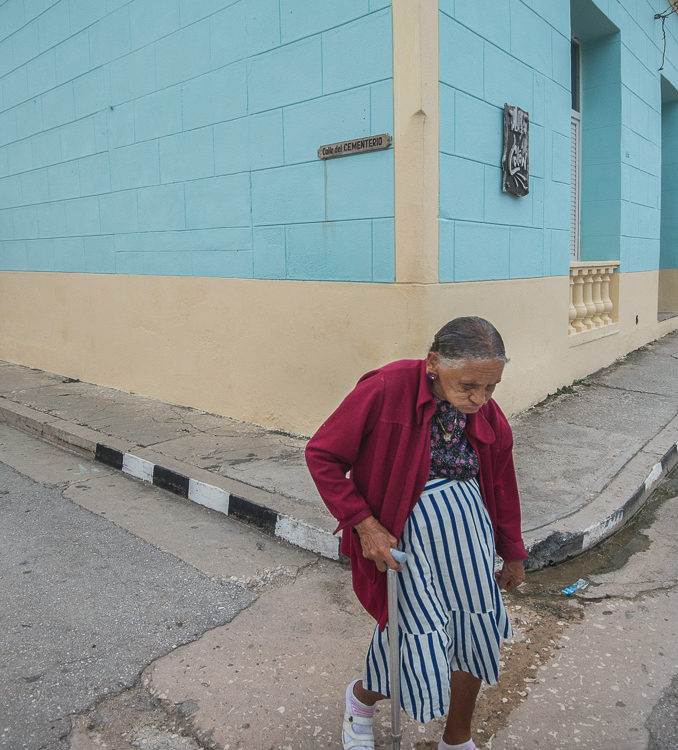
[97,443,342,560]
[0,400,341,561]
[525,441,678,570]
[2,398,675,569]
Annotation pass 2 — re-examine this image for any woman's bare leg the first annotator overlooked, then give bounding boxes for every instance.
[352,680,387,706]
[442,671,482,745]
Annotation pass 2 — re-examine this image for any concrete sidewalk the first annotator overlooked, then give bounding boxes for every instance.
[1,330,677,569]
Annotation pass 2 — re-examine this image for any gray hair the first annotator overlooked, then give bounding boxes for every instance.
[429,317,508,368]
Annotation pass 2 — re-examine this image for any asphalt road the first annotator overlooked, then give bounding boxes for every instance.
[0,458,255,750]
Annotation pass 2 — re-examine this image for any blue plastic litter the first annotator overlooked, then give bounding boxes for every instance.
[561,578,589,595]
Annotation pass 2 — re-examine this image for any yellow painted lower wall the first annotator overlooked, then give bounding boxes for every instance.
[1,271,676,435]
[659,269,678,313]
[429,270,678,418]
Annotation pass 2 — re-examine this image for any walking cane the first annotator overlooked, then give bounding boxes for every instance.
[387,548,408,750]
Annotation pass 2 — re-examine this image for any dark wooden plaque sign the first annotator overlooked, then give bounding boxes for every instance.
[501,104,529,196]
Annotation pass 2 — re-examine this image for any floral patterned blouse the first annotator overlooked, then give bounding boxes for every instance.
[429,397,480,481]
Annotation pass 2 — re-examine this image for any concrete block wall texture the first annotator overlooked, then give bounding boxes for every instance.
[438,0,678,282]
[438,0,572,283]
[580,0,676,274]
[580,31,622,265]
[661,79,678,270]
[2,0,678,286]
[0,0,395,282]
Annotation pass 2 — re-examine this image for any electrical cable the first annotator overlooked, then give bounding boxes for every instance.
[655,2,678,71]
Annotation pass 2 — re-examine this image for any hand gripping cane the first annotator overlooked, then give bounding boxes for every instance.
[387,548,408,750]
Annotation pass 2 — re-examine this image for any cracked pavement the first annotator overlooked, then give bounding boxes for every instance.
[2,409,678,748]
[0,423,311,750]
[486,471,678,749]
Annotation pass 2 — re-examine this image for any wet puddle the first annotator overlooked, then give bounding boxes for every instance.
[517,464,678,600]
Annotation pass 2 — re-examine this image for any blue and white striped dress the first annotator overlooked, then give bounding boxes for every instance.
[362,477,512,723]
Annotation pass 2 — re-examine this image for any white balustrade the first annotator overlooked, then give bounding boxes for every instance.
[568,262,619,335]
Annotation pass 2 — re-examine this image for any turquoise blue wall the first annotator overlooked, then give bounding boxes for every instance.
[579,31,621,264]
[0,0,394,280]
[3,0,678,284]
[614,1,664,274]
[661,79,678,270]
[438,0,678,281]
[438,0,572,282]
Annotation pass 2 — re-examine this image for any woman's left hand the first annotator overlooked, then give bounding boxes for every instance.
[495,559,525,591]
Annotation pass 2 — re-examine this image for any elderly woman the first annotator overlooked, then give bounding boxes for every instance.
[305,317,527,750]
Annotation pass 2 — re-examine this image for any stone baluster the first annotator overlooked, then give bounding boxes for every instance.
[581,268,596,329]
[600,267,614,324]
[590,268,605,328]
[568,262,619,334]
[572,269,588,333]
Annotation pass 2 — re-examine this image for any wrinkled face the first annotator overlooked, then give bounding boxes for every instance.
[426,354,504,413]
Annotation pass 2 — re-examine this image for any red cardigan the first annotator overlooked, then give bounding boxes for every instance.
[305,359,528,630]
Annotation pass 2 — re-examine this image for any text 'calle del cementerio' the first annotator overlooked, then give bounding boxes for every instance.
[317,133,392,160]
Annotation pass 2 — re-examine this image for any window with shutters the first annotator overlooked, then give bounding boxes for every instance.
[570,39,582,262]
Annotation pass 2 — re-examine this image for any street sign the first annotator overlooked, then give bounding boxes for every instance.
[317,133,392,160]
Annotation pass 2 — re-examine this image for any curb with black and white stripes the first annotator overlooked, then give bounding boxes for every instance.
[3,394,675,570]
[94,443,341,561]
[97,439,678,571]
[525,440,678,570]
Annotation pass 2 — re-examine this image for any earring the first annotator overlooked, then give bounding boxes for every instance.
[427,372,436,381]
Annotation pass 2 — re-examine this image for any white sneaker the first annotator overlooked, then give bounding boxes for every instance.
[342,711,375,750]
[343,680,375,750]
